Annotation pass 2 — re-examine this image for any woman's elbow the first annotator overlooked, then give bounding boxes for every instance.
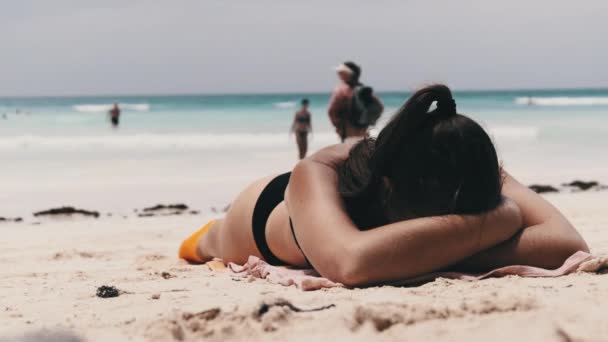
[557,234,589,256]
[330,262,370,287]
[543,238,589,269]
[316,246,371,287]
[557,219,590,253]
[544,224,590,268]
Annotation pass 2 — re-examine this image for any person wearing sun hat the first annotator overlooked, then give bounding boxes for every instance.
[328,61,383,142]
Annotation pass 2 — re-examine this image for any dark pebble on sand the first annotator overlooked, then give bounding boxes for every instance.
[529,184,559,194]
[161,271,174,279]
[138,213,156,218]
[0,217,23,223]
[143,204,188,212]
[33,206,100,218]
[96,285,120,298]
[138,209,189,218]
[563,180,599,191]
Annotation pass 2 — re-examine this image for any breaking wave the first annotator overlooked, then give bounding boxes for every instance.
[515,97,608,106]
[73,103,150,113]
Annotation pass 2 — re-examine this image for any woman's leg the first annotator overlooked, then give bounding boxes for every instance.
[191,176,276,265]
[195,219,223,260]
[301,132,308,159]
[296,131,308,159]
[182,174,304,266]
[296,132,305,159]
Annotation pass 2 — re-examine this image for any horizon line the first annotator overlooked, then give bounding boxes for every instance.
[2,85,608,99]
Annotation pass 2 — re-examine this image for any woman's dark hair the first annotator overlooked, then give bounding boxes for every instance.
[301,98,310,106]
[338,84,503,230]
[343,61,361,87]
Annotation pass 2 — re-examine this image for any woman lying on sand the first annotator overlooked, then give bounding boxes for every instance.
[179,84,588,286]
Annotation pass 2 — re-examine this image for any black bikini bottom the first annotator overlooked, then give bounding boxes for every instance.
[251,172,311,266]
[251,172,291,265]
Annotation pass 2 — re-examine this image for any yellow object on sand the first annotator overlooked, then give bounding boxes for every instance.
[178,220,216,263]
[206,259,227,271]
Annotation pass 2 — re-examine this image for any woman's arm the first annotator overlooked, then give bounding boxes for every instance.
[308,112,312,133]
[285,156,523,286]
[328,89,345,129]
[453,171,589,271]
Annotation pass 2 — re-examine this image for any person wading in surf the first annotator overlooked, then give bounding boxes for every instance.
[109,103,121,127]
[291,98,312,159]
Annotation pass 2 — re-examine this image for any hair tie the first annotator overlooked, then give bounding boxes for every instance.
[437,98,457,115]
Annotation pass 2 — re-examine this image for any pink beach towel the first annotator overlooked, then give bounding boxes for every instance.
[228,251,608,291]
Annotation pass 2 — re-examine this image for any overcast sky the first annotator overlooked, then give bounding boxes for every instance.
[1,0,607,96]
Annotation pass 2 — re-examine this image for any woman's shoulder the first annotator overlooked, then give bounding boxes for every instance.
[299,142,355,169]
[333,83,353,96]
[288,144,351,197]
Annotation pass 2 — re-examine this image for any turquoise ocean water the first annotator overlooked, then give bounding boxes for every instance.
[1,89,607,217]
[2,88,608,137]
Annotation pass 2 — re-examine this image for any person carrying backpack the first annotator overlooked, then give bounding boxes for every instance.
[328,61,384,142]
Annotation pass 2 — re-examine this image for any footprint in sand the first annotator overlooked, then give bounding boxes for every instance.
[50,250,107,261]
[145,298,335,340]
[134,253,172,271]
[350,295,538,332]
[70,271,89,281]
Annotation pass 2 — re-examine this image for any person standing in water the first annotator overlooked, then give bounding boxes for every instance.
[328,61,383,142]
[109,103,121,127]
[291,98,312,159]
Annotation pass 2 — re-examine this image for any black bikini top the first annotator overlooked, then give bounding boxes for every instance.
[295,115,310,124]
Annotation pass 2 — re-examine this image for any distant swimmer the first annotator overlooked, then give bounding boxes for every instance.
[109,103,121,127]
[291,98,312,159]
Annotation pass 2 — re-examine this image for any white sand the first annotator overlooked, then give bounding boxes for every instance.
[1,191,607,341]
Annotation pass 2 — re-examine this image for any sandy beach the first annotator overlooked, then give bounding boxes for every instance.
[1,190,606,342]
[3,2,608,341]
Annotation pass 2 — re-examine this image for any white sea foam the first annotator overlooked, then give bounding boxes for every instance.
[0,132,338,151]
[515,97,608,106]
[0,126,538,152]
[273,101,296,109]
[73,103,150,113]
